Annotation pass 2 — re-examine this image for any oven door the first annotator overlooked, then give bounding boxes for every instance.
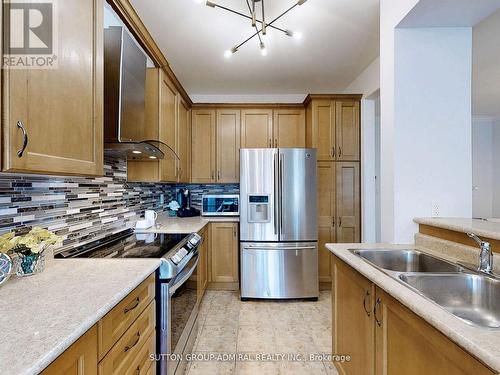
[167,251,199,375]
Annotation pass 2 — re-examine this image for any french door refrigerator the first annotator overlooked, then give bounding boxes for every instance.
[240,148,318,300]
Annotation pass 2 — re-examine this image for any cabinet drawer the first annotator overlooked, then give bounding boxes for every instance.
[124,331,156,375]
[99,301,156,375]
[98,274,155,359]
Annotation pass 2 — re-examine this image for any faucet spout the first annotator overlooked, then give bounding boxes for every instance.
[467,232,493,274]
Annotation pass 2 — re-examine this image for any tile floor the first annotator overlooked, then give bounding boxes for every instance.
[184,290,339,375]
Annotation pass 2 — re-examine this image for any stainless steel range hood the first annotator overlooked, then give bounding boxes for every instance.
[104,25,177,161]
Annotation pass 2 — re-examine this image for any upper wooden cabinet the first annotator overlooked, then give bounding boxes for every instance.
[191,109,216,183]
[127,69,190,183]
[336,101,360,161]
[273,109,305,148]
[305,96,361,161]
[2,0,103,176]
[240,109,273,148]
[177,99,191,183]
[216,109,240,183]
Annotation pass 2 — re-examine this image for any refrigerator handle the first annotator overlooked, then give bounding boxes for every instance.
[274,152,279,235]
[279,153,284,235]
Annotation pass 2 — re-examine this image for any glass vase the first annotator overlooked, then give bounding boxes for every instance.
[15,251,45,277]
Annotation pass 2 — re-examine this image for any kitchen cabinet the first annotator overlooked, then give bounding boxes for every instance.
[191,109,216,183]
[127,68,190,183]
[317,162,336,283]
[159,74,178,182]
[209,223,239,287]
[305,96,360,161]
[332,257,375,375]
[42,274,156,375]
[332,256,496,375]
[336,162,361,243]
[41,326,98,375]
[336,101,360,161]
[216,109,240,183]
[197,225,209,301]
[177,98,191,182]
[273,109,306,147]
[3,0,103,176]
[240,109,273,148]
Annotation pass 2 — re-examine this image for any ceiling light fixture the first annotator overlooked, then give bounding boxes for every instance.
[203,0,307,57]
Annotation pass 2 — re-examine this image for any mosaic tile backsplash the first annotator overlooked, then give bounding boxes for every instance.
[0,157,239,254]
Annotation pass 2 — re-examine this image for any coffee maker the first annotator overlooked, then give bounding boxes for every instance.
[176,189,200,217]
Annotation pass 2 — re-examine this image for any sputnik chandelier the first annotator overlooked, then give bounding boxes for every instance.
[198,0,308,57]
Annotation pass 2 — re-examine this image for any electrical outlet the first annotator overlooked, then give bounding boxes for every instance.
[431,202,440,217]
[160,194,165,205]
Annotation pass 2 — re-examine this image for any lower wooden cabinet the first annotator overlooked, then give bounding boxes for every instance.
[42,274,156,375]
[208,222,239,289]
[197,225,209,301]
[332,256,495,375]
[42,326,98,375]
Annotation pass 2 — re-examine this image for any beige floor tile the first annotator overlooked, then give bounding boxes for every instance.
[274,325,316,353]
[237,325,277,352]
[234,361,281,375]
[195,325,238,352]
[310,324,332,353]
[187,360,235,375]
[280,360,327,375]
[205,306,240,327]
[322,361,340,375]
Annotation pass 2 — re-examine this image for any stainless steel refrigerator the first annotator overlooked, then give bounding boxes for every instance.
[240,148,318,300]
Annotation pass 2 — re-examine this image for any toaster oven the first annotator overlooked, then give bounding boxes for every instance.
[201,194,239,216]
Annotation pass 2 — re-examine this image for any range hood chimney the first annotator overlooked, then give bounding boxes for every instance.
[103,25,177,161]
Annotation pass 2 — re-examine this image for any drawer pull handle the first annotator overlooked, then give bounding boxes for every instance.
[17,121,28,157]
[123,297,140,314]
[135,365,141,375]
[363,290,371,316]
[124,332,140,353]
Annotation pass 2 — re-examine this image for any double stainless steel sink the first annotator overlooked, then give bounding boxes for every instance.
[351,249,500,329]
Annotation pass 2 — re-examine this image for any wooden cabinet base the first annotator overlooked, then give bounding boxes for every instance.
[207,281,239,291]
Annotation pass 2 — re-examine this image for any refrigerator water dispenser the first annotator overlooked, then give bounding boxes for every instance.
[248,195,270,223]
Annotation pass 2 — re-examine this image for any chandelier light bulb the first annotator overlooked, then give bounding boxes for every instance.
[293,31,303,40]
[224,50,232,58]
[260,42,268,56]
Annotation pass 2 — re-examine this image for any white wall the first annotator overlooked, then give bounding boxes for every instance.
[392,28,472,242]
[344,58,380,97]
[379,0,420,243]
[492,120,500,216]
[472,118,494,218]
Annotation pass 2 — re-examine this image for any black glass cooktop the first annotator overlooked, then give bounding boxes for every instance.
[55,229,187,259]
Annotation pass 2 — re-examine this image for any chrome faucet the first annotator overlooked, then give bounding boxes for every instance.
[467,232,493,274]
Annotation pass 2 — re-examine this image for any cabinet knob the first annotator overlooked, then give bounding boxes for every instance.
[363,290,371,317]
[374,298,382,326]
[218,171,221,180]
[16,121,29,158]
[268,139,272,148]
[338,217,342,227]
[339,146,342,158]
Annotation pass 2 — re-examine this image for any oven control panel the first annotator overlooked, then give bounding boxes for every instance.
[171,247,188,265]
[169,233,202,265]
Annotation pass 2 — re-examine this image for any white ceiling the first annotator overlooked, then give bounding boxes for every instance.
[130,0,380,101]
[398,0,500,27]
[473,8,500,119]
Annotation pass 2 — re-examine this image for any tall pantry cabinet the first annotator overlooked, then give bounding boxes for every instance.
[305,95,361,285]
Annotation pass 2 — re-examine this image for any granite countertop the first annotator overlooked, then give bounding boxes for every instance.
[326,243,500,372]
[136,214,239,234]
[415,217,500,241]
[0,258,161,375]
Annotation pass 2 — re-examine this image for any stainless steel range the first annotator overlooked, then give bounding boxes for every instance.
[56,229,202,375]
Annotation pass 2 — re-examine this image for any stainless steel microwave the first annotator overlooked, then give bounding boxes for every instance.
[201,194,239,216]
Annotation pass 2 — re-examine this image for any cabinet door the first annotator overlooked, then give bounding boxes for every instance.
[374,288,495,375]
[191,109,216,183]
[159,76,178,182]
[42,326,98,375]
[178,99,191,182]
[210,223,239,283]
[216,109,240,183]
[240,109,273,148]
[4,0,103,176]
[312,101,335,161]
[332,256,375,375]
[336,101,360,161]
[197,227,209,301]
[336,162,360,243]
[317,162,335,283]
[273,109,305,147]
